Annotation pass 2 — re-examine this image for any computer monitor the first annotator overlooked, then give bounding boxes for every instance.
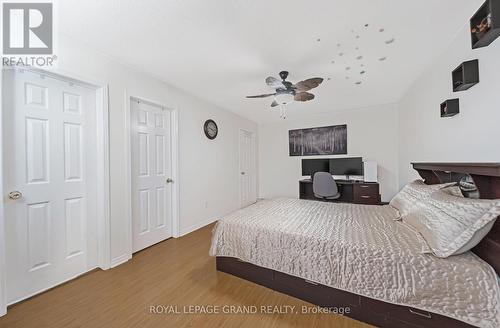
[329,157,363,177]
[301,159,330,177]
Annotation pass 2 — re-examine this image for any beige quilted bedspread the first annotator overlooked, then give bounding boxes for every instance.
[209,198,500,328]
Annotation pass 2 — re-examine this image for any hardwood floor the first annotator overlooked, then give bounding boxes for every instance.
[0,223,372,328]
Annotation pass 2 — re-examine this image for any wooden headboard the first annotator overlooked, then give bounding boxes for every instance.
[412,163,500,274]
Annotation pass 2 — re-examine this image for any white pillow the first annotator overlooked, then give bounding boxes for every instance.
[389,180,456,218]
[403,189,500,258]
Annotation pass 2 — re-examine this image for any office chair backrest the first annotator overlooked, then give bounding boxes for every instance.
[313,172,338,197]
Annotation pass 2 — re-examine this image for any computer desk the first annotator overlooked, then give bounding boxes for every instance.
[299,179,381,205]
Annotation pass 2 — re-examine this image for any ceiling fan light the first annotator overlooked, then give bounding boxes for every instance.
[274,93,294,105]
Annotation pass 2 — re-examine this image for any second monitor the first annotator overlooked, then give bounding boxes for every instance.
[329,157,363,176]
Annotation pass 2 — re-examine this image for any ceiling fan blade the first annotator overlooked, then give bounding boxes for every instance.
[294,78,324,92]
[246,93,276,98]
[265,77,286,89]
[294,92,315,102]
[271,100,279,107]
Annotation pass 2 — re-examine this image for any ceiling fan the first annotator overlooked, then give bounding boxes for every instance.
[246,71,323,118]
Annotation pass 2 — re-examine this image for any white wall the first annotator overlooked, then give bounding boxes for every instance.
[398,25,500,187]
[258,104,399,202]
[56,35,257,264]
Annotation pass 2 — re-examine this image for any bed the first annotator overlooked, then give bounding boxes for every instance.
[210,163,500,328]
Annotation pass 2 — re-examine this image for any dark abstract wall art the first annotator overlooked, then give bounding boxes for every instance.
[289,124,347,156]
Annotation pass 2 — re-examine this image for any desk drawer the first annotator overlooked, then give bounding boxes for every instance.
[353,184,380,205]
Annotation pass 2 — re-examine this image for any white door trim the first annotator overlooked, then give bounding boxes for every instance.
[0,67,111,315]
[0,65,7,317]
[125,93,180,256]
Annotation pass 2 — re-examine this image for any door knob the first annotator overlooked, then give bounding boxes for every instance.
[8,191,22,200]
[241,172,246,175]
[166,178,173,183]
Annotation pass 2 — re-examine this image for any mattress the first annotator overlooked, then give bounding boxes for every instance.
[209,198,500,328]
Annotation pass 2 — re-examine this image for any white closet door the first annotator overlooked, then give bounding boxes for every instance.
[131,99,172,252]
[239,130,257,208]
[3,69,98,304]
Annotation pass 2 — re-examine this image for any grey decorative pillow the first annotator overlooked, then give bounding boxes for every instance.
[389,180,456,218]
[442,185,464,198]
[404,189,500,258]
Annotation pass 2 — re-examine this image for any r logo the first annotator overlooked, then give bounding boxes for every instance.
[2,2,53,55]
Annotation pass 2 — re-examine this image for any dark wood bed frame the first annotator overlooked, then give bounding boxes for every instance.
[216,163,500,328]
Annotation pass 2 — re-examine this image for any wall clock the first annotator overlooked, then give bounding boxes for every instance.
[204,119,218,140]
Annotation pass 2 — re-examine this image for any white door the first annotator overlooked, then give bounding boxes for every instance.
[130,98,172,253]
[239,129,256,207]
[3,69,98,304]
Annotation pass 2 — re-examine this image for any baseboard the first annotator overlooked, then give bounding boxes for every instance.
[110,218,217,266]
[110,253,132,268]
[179,217,218,237]
[0,288,5,317]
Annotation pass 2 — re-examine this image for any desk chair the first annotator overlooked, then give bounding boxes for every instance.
[313,172,341,200]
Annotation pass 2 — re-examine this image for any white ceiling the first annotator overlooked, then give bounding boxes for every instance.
[59,0,483,123]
